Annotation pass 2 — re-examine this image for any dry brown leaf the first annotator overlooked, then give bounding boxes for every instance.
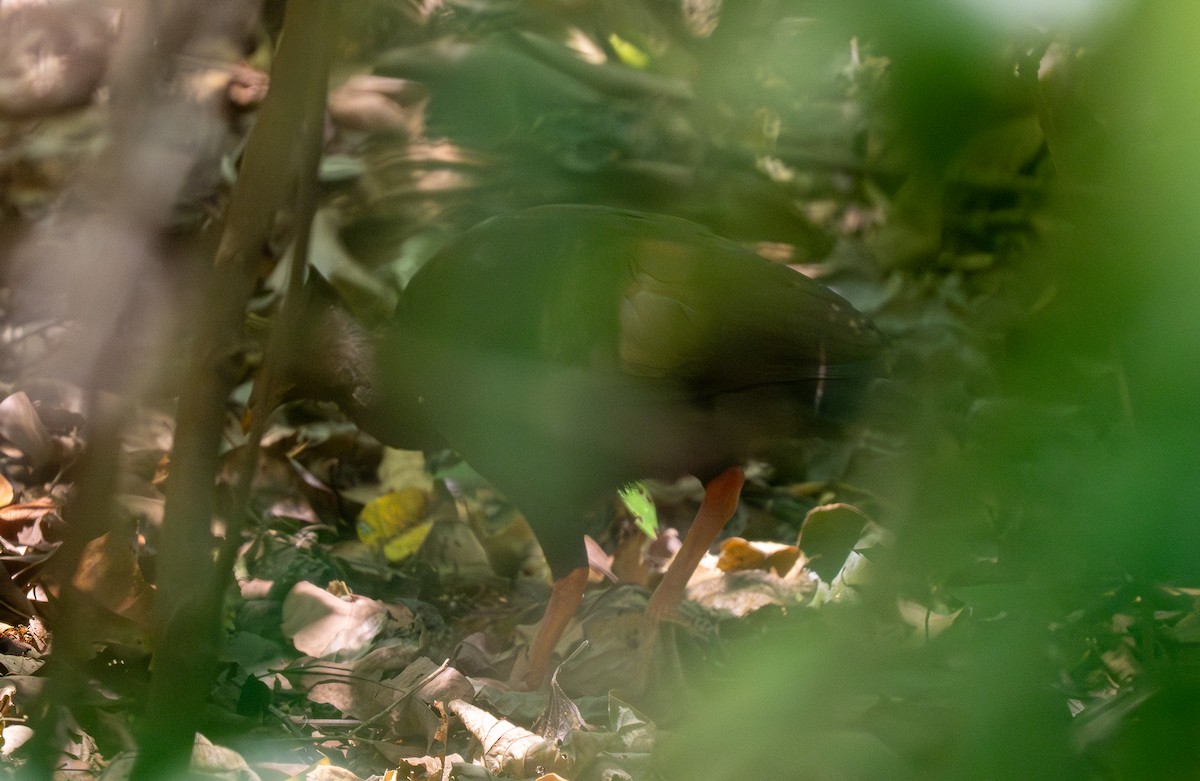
[419,512,495,582]
[390,753,468,779]
[71,528,154,628]
[449,698,574,779]
[583,535,616,582]
[541,587,645,693]
[687,553,816,617]
[0,475,12,508]
[534,667,590,742]
[301,637,424,719]
[0,497,54,523]
[190,734,260,780]
[474,507,546,581]
[610,527,650,586]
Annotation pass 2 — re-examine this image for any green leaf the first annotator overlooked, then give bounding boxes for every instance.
[619,482,658,539]
[608,33,649,69]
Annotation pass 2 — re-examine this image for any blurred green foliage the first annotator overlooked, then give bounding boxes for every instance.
[655,2,1200,779]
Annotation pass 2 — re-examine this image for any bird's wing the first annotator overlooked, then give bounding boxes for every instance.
[609,211,882,393]
[400,204,882,399]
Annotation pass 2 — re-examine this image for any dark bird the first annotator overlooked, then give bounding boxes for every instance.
[338,204,882,686]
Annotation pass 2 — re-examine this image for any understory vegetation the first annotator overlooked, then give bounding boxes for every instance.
[0,1,1197,779]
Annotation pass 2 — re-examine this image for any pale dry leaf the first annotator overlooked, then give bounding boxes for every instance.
[377,448,432,493]
[190,734,261,781]
[687,553,816,617]
[281,581,388,659]
[0,654,41,675]
[298,763,365,781]
[0,393,52,469]
[303,637,423,719]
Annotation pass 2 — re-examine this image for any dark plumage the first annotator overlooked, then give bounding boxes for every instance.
[357,204,882,685]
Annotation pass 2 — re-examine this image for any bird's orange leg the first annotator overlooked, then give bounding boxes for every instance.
[646,466,745,622]
[518,468,743,690]
[640,467,745,676]
[519,566,589,689]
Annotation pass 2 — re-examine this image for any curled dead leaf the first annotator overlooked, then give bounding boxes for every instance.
[0,497,55,523]
[189,734,260,780]
[448,698,574,779]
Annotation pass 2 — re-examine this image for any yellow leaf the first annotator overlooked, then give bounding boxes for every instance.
[380,520,434,563]
[608,33,649,69]
[357,488,431,562]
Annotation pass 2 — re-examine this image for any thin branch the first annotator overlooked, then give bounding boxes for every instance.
[131,2,340,778]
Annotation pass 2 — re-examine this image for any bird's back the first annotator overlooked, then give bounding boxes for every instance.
[398,204,880,401]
